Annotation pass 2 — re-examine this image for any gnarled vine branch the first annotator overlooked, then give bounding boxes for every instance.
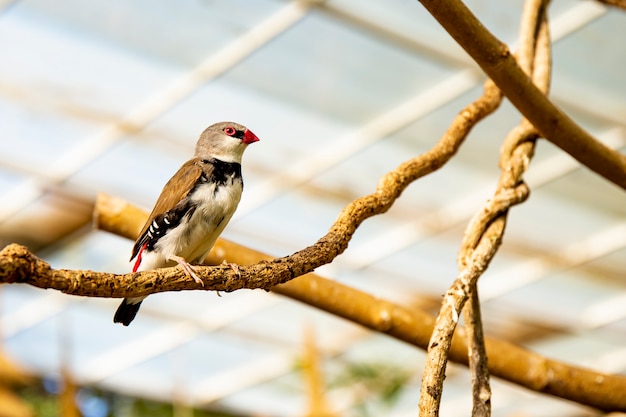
[419,1,553,416]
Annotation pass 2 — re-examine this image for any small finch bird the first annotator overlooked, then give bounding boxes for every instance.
[114,121,260,326]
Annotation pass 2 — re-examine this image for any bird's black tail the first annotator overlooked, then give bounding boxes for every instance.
[114,298,143,326]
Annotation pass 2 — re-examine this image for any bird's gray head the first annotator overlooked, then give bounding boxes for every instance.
[195,121,260,163]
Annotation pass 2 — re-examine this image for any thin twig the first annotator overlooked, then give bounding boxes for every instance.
[464,290,491,417]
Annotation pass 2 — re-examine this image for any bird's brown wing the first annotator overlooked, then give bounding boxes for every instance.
[131,158,214,260]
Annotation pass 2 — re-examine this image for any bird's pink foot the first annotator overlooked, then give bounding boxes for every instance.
[169,255,204,286]
[221,260,241,278]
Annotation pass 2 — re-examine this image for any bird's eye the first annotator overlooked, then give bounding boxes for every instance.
[223,126,237,136]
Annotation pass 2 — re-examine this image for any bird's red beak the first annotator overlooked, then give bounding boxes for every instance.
[243,129,260,145]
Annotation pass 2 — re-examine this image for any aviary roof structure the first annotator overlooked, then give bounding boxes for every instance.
[1,0,625,415]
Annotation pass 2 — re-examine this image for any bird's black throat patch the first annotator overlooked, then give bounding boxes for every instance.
[201,158,242,187]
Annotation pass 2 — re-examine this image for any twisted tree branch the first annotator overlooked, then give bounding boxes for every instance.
[419,2,553,415]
